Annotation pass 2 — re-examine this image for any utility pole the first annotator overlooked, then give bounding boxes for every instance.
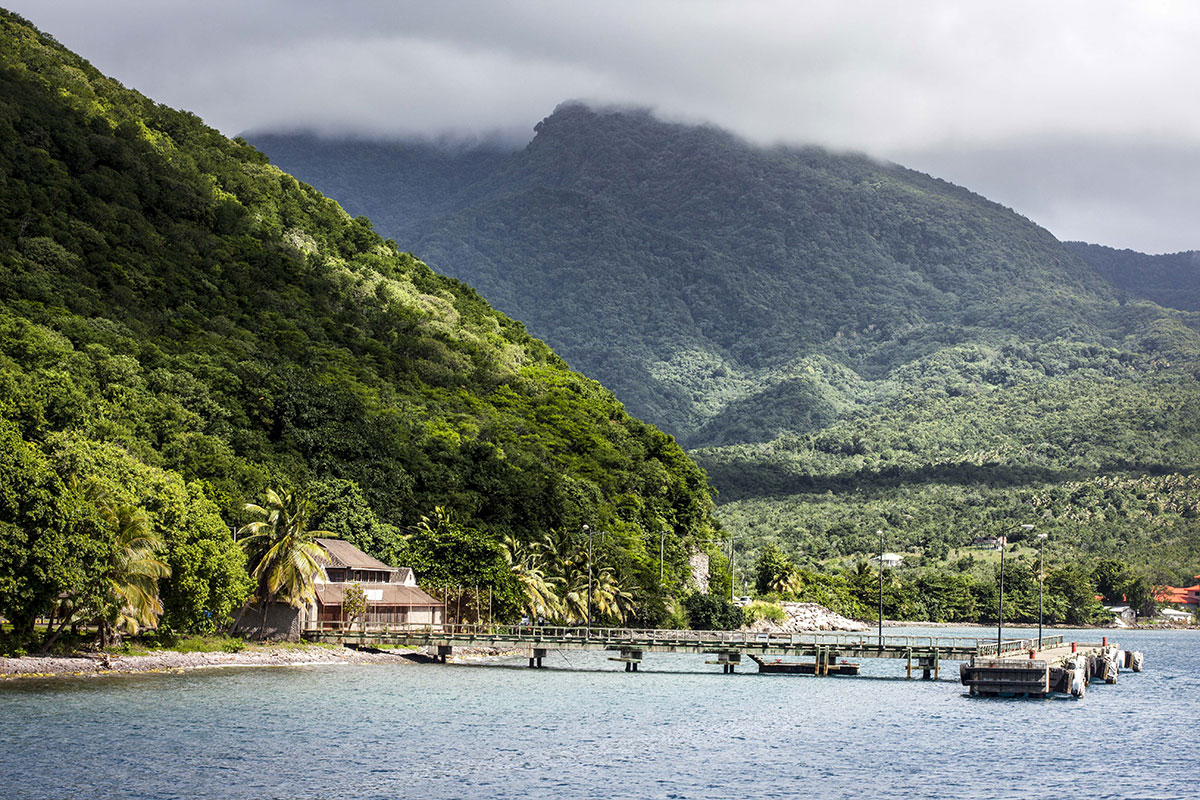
[877,529,884,649]
[583,524,593,639]
[728,534,736,603]
[1037,532,1048,649]
[660,529,665,583]
[997,536,1006,652]
[998,523,1035,652]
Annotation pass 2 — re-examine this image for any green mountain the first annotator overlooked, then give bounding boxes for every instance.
[0,12,720,633]
[252,105,1170,442]
[1065,241,1200,312]
[252,104,1200,580]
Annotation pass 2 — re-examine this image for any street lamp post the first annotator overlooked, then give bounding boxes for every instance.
[583,524,595,639]
[877,529,884,649]
[1037,532,1049,649]
[728,535,736,603]
[659,530,665,583]
[997,523,1035,652]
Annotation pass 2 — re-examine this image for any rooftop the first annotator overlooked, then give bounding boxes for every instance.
[316,583,440,607]
[315,538,396,572]
[1153,584,1200,604]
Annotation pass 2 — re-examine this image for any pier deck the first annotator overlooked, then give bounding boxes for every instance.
[304,623,1069,678]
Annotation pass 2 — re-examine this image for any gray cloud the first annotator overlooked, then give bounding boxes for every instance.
[895,138,1200,255]
[9,0,1200,252]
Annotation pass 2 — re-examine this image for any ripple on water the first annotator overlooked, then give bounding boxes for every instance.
[0,627,1194,799]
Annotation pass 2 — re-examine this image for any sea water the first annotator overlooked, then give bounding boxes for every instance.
[1,627,1194,799]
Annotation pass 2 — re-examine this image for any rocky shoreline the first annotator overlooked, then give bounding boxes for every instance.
[0,642,536,679]
[743,602,869,633]
[0,644,424,679]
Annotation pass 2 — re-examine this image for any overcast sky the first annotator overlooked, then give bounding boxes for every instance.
[11,0,1200,253]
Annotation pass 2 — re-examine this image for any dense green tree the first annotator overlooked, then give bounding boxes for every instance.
[1043,565,1106,626]
[341,582,368,628]
[392,507,522,621]
[307,477,403,559]
[158,483,252,632]
[683,593,746,631]
[754,543,795,595]
[0,421,101,633]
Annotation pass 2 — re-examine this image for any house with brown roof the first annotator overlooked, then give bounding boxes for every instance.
[233,538,443,639]
[312,538,443,628]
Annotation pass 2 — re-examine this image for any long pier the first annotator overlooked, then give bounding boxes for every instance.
[304,623,1071,680]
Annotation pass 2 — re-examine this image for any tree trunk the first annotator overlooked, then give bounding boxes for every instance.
[37,615,75,655]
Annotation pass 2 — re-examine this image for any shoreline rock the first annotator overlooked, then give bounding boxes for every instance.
[743,602,869,633]
[0,644,420,679]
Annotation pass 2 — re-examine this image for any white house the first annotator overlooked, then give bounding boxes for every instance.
[1105,605,1137,625]
[871,552,904,568]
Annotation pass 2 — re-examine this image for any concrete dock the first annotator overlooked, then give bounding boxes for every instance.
[959,637,1144,698]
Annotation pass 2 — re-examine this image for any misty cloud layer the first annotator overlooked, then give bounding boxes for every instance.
[10,0,1199,253]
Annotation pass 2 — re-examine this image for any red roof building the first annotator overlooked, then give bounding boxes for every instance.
[1153,580,1200,607]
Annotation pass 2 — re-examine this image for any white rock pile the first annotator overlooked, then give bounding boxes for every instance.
[743,602,868,633]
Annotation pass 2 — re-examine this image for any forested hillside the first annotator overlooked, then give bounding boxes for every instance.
[1066,241,1200,312]
[0,13,720,635]
[254,104,1200,583]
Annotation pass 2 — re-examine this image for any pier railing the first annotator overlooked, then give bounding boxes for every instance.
[977,634,1065,657]
[305,621,1058,656]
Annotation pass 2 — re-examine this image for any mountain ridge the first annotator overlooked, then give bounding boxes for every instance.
[1065,240,1200,312]
[253,103,1163,442]
[250,104,1200,577]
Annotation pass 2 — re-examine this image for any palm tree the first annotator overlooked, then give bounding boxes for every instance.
[238,488,330,618]
[591,567,636,625]
[59,480,173,648]
[560,572,590,625]
[769,567,801,596]
[103,501,171,642]
[501,535,562,622]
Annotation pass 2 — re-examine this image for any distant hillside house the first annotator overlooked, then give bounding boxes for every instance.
[1105,605,1137,624]
[1153,578,1200,609]
[313,538,443,628]
[871,553,904,568]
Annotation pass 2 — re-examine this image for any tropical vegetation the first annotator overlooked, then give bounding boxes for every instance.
[499,528,637,625]
[749,543,1150,626]
[253,103,1200,588]
[0,11,724,651]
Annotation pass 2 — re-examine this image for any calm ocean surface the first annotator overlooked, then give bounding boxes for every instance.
[1,626,1195,800]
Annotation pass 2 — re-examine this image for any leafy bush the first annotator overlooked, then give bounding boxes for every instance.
[683,593,746,631]
[743,600,785,625]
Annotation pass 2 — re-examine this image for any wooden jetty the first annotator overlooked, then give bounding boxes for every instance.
[303,622,1101,684]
